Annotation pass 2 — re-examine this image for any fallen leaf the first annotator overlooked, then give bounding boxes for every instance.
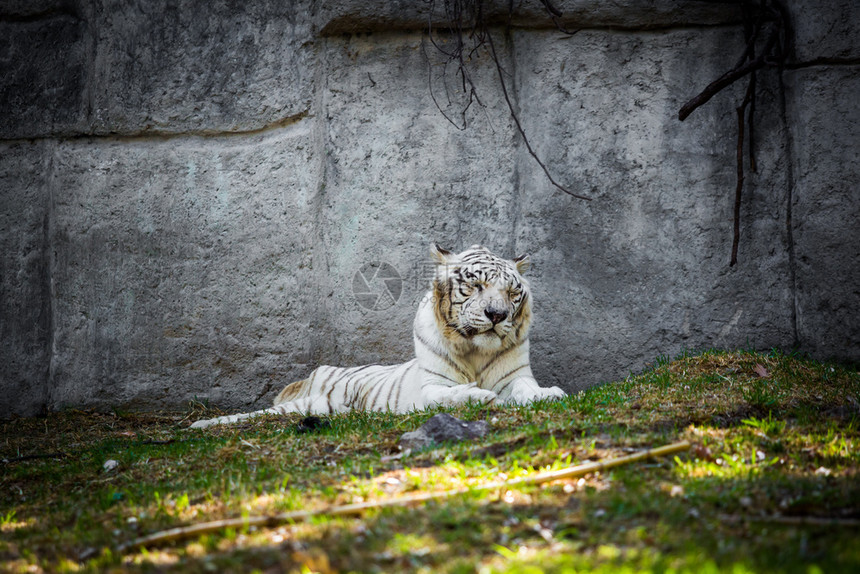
[694,444,715,462]
[754,364,770,378]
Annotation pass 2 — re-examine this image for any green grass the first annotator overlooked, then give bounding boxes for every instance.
[1,349,858,573]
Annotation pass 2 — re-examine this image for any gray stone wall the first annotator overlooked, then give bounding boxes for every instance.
[1,1,857,417]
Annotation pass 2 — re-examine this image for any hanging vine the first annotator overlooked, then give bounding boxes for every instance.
[679,0,787,266]
[423,0,590,200]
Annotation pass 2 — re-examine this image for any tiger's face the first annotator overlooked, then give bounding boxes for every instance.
[431,244,532,352]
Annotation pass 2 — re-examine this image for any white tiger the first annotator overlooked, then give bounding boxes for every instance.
[190,244,565,429]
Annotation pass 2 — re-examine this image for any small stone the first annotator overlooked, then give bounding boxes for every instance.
[296,416,330,434]
[398,413,489,450]
[103,459,119,472]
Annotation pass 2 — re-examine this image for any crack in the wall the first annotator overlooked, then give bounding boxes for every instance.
[0,111,312,145]
[81,0,97,146]
[0,10,80,24]
[308,36,336,370]
[778,68,800,349]
[319,21,746,37]
[316,0,743,36]
[786,58,860,68]
[43,139,58,414]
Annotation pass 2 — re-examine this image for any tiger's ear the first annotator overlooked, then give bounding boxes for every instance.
[513,254,530,275]
[430,243,454,265]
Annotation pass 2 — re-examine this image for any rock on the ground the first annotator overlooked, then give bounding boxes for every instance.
[399,413,490,450]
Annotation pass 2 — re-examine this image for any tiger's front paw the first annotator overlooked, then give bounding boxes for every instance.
[440,383,497,407]
[539,385,567,401]
[506,384,566,405]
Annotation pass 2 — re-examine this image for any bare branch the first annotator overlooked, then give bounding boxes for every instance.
[677,0,787,266]
[731,80,755,267]
[678,23,779,122]
[484,31,591,200]
[424,0,589,200]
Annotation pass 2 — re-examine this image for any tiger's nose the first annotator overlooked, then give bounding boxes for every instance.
[484,307,508,325]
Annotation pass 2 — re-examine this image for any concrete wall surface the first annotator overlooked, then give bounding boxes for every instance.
[1,0,857,416]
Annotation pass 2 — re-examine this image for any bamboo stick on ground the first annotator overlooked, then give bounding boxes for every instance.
[118,440,691,553]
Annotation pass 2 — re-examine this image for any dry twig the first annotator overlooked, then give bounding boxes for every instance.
[117,440,691,553]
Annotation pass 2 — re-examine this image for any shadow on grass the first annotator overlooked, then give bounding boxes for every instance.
[101,471,860,574]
